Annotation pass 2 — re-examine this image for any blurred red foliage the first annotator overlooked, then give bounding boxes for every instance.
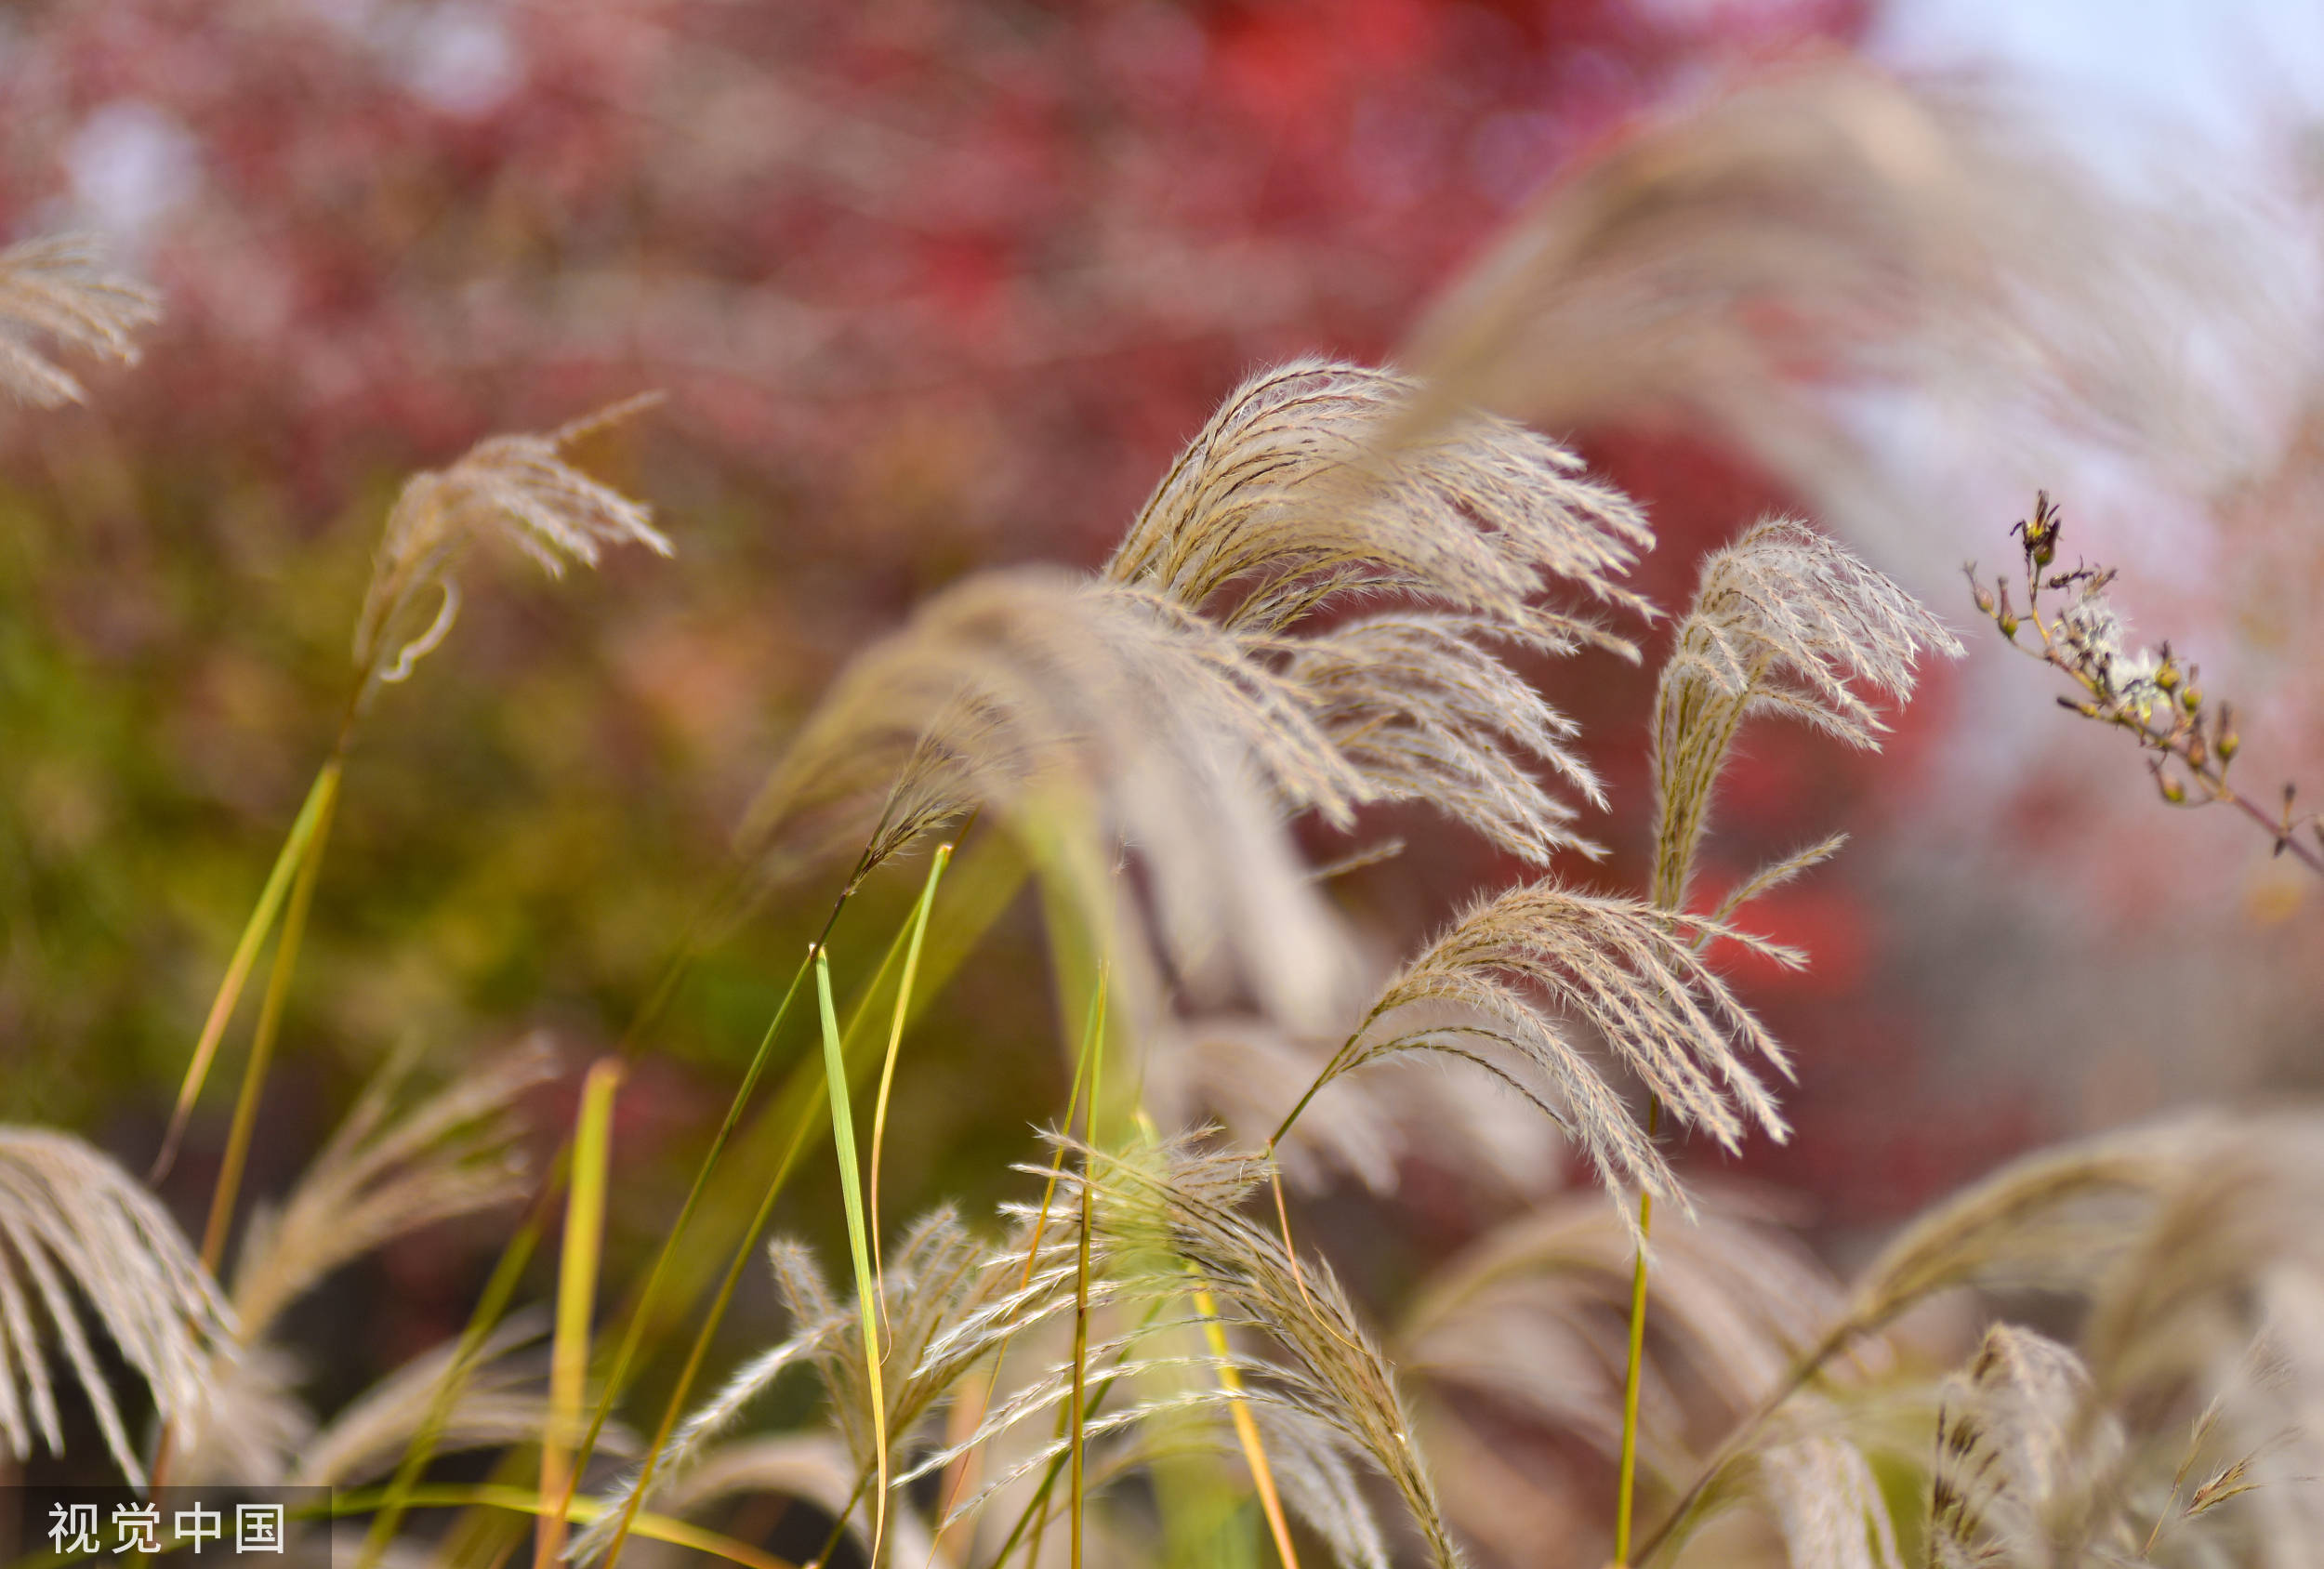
[4,0,2047,1231]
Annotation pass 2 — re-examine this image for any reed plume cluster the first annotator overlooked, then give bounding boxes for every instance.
[10,52,2324,1569]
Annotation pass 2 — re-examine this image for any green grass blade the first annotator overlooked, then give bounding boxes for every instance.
[816,947,890,1567]
[1068,964,1107,1569]
[152,758,340,1182]
[868,843,952,1331]
[549,933,824,1528]
[604,835,1023,1370]
[539,1059,622,1569]
[197,760,341,1272]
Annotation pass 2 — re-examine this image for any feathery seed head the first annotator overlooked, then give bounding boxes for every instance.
[0,1127,233,1485]
[1105,359,1654,650]
[352,394,669,700]
[0,233,161,407]
[742,569,1368,1031]
[1049,1138,1466,1568]
[1651,517,1960,908]
[1302,879,1802,1216]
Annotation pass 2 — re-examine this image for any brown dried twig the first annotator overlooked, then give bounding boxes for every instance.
[1968,491,2324,878]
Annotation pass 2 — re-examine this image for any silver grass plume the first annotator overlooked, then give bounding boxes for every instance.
[1103,360,1652,647]
[1760,1398,1905,1569]
[1651,517,1960,909]
[1398,63,2278,539]
[225,1040,553,1344]
[0,1127,232,1484]
[882,1139,1406,1562]
[1633,1120,2239,1566]
[1289,881,1803,1210]
[174,1044,554,1485]
[1277,610,1612,863]
[1140,1010,1566,1198]
[740,569,1368,1028]
[1112,359,1654,863]
[0,233,160,407]
[574,1208,1075,1567]
[352,395,669,702]
[1838,1117,2229,1348]
[1031,1137,1464,1569]
[2058,1122,2324,1566]
[1926,1325,2102,1569]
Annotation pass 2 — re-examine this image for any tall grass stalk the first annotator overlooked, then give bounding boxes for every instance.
[814,948,891,1566]
[593,890,954,1569]
[152,757,341,1182]
[1612,1099,1659,1565]
[1193,1274,1301,1569]
[538,1060,622,1569]
[1068,968,1107,1569]
[869,843,953,1316]
[198,758,342,1272]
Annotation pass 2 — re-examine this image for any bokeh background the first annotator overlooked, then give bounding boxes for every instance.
[5,0,2324,1533]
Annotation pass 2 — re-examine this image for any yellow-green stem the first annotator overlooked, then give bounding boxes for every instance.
[1613,1095,1662,1565]
[200,760,342,1272]
[1068,966,1107,1569]
[1192,1276,1301,1569]
[153,759,341,1182]
[538,1060,622,1569]
[815,949,891,1567]
[868,844,953,1331]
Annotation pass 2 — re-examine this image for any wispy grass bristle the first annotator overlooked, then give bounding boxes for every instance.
[354,393,668,697]
[0,1127,232,1485]
[0,232,161,407]
[1105,359,1654,646]
[1287,882,1803,1213]
[1651,517,1961,909]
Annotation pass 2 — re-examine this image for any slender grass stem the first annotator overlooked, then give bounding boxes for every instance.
[815,949,891,1568]
[199,759,341,1273]
[152,758,341,1183]
[538,1060,622,1569]
[869,844,953,1328]
[595,901,933,1569]
[1613,1095,1661,1565]
[1191,1276,1301,1569]
[1068,966,1107,1569]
